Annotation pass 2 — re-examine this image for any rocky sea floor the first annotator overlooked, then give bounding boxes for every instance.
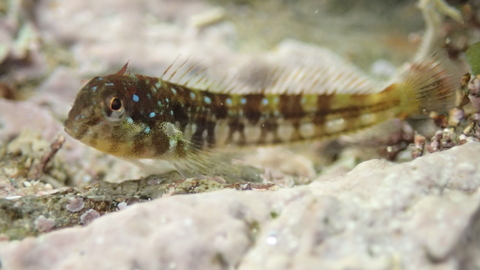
[1,0,480,269]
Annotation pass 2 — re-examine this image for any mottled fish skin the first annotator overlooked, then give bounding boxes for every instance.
[64,60,453,163]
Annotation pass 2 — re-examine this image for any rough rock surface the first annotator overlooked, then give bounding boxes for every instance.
[1,143,480,270]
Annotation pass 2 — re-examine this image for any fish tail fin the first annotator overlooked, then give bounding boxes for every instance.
[397,57,455,116]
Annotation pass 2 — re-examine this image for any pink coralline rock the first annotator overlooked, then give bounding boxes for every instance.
[1,143,480,269]
[0,99,63,142]
[34,216,56,233]
[35,0,239,78]
[29,67,83,118]
[65,198,85,213]
[79,209,100,225]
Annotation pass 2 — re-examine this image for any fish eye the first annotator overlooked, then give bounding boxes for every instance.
[110,97,122,111]
[104,96,125,122]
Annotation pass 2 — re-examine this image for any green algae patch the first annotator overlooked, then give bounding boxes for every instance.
[466,42,480,75]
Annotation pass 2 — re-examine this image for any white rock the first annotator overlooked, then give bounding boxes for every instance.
[1,143,480,269]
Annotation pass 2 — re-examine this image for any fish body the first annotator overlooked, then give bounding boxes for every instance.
[64,60,453,175]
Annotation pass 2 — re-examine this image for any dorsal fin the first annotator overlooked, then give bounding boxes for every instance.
[154,41,389,96]
[116,61,130,76]
[189,40,389,96]
[160,57,229,93]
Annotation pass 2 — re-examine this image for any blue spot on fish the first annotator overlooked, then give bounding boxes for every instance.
[171,88,177,95]
[165,98,169,103]
[147,94,152,100]
[241,98,247,105]
[262,98,268,105]
[190,92,196,99]
[126,117,134,124]
[226,98,232,105]
[149,112,156,118]
[144,127,151,133]
[155,82,162,89]
[105,83,114,86]
[204,96,211,104]
[132,94,139,102]
[157,101,162,107]
[170,110,174,115]
[91,86,98,92]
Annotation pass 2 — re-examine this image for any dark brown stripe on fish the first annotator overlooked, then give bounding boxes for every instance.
[290,121,303,141]
[279,94,305,119]
[84,117,102,127]
[226,119,246,145]
[243,94,264,125]
[212,93,229,120]
[172,102,190,131]
[314,94,334,135]
[206,121,216,147]
[153,129,170,156]
[258,118,279,144]
[132,135,148,156]
[74,116,102,141]
[190,113,209,149]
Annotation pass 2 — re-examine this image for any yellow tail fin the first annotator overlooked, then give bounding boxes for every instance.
[398,58,455,116]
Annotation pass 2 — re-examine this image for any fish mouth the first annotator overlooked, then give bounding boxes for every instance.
[64,124,82,140]
[64,117,81,139]
[64,126,75,138]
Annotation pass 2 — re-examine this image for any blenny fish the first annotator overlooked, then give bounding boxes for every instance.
[64,57,454,177]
